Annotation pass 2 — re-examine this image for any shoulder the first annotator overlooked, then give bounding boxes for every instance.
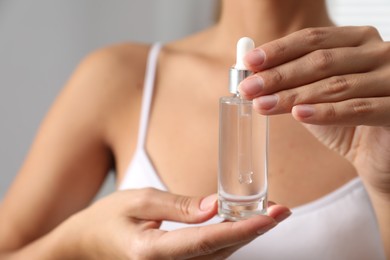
[63,41,152,111]
[72,42,151,93]
[56,43,153,144]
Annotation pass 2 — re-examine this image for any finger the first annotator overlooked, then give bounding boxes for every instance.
[240,46,380,99]
[244,26,382,72]
[292,97,390,126]
[154,215,278,258]
[268,204,292,223]
[123,188,218,223]
[253,71,390,115]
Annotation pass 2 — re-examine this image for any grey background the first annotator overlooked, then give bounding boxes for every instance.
[1,0,389,200]
[0,0,217,199]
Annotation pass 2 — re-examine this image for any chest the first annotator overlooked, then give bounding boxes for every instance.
[116,54,357,207]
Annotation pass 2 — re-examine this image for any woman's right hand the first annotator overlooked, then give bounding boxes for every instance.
[58,188,290,260]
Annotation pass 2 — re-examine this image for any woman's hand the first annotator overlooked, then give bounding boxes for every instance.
[58,188,290,260]
[239,26,390,255]
[240,26,390,198]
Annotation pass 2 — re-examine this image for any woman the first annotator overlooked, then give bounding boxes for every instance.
[0,0,388,259]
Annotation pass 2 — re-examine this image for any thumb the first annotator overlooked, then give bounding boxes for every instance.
[126,188,218,223]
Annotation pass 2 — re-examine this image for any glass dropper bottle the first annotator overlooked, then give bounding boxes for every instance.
[218,37,269,221]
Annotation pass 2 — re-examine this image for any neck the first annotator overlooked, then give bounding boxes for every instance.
[215,0,332,50]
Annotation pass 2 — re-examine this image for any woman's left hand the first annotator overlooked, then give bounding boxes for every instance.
[239,26,390,199]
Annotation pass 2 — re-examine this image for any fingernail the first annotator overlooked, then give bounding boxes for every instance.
[245,49,265,69]
[200,194,217,211]
[239,76,264,97]
[257,220,277,235]
[254,95,278,110]
[294,105,315,118]
[274,210,292,223]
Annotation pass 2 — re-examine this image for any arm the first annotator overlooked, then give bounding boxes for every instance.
[0,45,129,255]
[2,187,290,259]
[365,184,390,258]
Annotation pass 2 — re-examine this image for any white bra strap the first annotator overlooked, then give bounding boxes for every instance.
[136,43,162,149]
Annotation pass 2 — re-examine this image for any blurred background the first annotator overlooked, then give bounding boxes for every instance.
[1,0,389,199]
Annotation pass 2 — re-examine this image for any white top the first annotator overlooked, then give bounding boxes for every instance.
[119,43,386,260]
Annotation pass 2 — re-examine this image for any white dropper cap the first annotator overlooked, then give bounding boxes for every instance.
[235,37,255,70]
[229,37,255,94]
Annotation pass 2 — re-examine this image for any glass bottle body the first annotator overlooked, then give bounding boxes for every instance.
[218,95,268,221]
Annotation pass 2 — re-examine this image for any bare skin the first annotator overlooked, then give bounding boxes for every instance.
[0,0,389,258]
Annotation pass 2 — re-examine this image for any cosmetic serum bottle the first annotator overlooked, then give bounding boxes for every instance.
[218,37,268,221]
